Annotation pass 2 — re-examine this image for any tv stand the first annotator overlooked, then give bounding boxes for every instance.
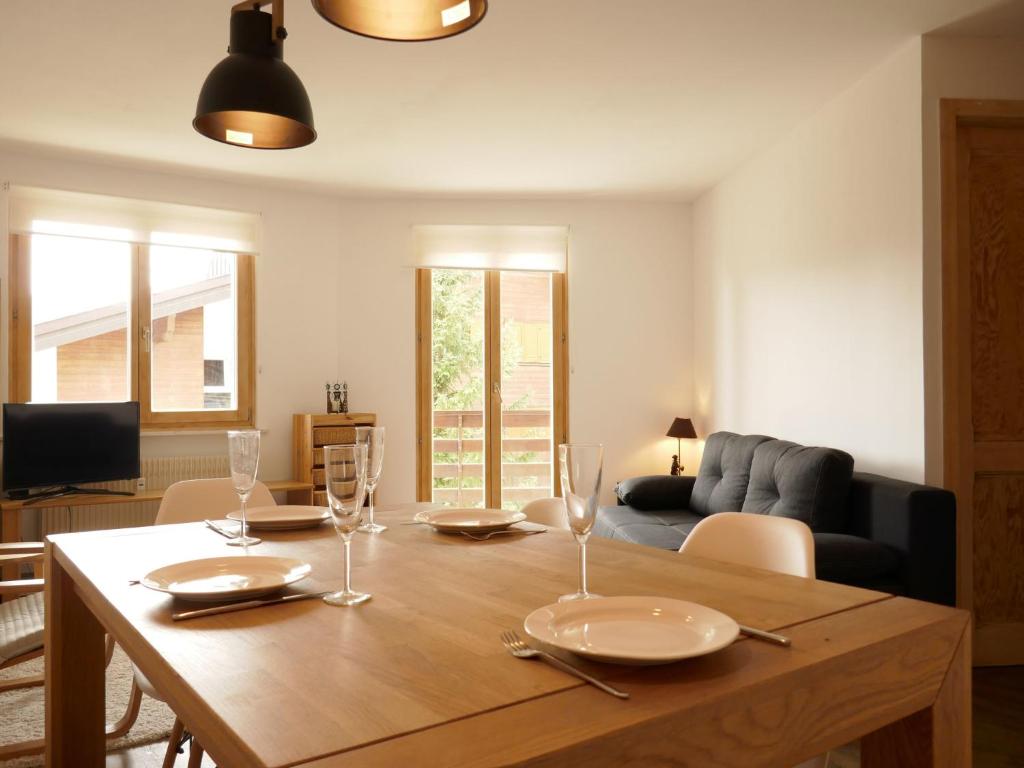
[19,486,136,506]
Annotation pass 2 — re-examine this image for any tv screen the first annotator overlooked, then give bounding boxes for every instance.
[2,402,141,493]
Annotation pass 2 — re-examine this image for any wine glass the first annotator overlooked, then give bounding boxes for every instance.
[323,443,372,606]
[226,429,261,547]
[355,426,387,533]
[558,443,603,602]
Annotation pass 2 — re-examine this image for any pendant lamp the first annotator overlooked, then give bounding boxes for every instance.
[194,0,316,149]
[311,0,488,42]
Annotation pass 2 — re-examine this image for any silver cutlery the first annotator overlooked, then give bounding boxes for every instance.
[738,624,791,647]
[500,630,629,699]
[172,590,331,621]
[462,528,547,541]
[204,519,239,539]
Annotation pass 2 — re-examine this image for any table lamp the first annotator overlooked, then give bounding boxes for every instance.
[666,417,697,476]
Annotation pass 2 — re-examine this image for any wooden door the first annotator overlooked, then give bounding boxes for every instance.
[942,100,1024,665]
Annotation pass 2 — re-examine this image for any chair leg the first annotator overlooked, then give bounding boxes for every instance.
[106,678,144,738]
[162,717,185,768]
[187,738,205,768]
[0,672,44,693]
[0,738,45,761]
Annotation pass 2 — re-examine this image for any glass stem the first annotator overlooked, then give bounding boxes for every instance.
[367,487,375,526]
[578,540,588,595]
[343,536,352,593]
[240,496,247,541]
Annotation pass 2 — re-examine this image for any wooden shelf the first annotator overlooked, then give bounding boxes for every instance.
[0,480,312,512]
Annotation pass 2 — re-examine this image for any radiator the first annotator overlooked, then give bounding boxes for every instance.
[38,455,230,538]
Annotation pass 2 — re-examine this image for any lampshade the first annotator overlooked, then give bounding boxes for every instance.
[666,418,697,440]
[194,9,316,150]
[311,0,488,41]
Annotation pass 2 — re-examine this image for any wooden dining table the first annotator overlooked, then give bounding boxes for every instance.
[45,503,970,768]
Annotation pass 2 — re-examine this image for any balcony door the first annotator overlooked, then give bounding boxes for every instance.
[416,268,567,509]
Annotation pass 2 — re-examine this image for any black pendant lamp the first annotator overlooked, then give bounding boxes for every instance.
[194,0,315,149]
[311,0,487,42]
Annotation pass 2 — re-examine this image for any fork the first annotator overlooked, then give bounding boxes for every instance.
[500,630,629,699]
[204,519,238,539]
[462,528,547,541]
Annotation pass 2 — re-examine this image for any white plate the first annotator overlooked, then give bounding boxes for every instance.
[523,596,740,665]
[226,505,329,531]
[141,556,312,603]
[413,508,527,533]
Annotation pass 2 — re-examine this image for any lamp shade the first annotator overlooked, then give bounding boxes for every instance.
[311,0,487,42]
[194,9,316,150]
[666,418,697,440]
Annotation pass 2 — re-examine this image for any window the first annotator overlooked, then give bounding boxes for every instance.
[413,225,569,509]
[7,187,256,429]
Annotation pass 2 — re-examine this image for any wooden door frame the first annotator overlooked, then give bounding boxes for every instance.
[940,98,1024,663]
[415,268,570,504]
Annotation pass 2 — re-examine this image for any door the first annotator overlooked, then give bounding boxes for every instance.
[942,101,1024,665]
[416,268,568,509]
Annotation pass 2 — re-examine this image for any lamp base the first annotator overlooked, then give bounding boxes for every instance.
[670,455,682,476]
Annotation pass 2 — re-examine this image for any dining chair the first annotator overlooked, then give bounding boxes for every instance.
[679,512,826,768]
[0,543,141,761]
[678,511,815,578]
[520,497,570,529]
[138,477,277,768]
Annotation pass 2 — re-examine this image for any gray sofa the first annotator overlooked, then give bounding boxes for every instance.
[594,431,956,605]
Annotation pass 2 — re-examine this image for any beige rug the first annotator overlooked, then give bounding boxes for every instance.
[0,647,175,767]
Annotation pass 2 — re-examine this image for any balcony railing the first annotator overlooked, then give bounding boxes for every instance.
[432,409,552,508]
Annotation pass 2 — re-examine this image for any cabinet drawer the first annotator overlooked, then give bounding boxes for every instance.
[313,427,356,446]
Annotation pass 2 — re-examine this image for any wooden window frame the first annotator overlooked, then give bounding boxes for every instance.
[415,267,569,505]
[8,233,255,430]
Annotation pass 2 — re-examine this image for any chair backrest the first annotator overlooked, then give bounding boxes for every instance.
[678,512,815,578]
[520,497,569,529]
[155,478,276,525]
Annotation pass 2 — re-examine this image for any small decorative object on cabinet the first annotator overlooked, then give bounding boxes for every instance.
[665,417,698,475]
[325,382,349,414]
[293,412,376,506]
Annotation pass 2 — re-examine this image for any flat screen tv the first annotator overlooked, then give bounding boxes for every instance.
[2,402,140,500]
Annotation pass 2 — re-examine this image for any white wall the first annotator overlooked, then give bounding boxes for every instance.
[693,40,926,480]
[920,35,1024,483]
[332,199,693,503]
[0,147,693,504]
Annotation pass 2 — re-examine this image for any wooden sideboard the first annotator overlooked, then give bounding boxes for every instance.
[292,412,376,506]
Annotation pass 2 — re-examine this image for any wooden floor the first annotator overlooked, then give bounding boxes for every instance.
[101,667,1024,767]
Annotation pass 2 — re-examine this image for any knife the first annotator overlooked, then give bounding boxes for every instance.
[172,591,331,621]
[738,624,791,647]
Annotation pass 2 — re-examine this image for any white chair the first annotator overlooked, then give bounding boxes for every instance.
[520,497,569,529]
[140,478,277,768]
[680,512,825,768]
[678,512,815,578]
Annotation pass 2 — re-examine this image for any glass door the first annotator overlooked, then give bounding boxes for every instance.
[418,268,566,509]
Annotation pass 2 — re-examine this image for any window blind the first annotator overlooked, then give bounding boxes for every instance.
[412,225,568,272]
[7,185,261,254]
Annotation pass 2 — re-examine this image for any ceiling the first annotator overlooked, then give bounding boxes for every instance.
[0,0,1014,200]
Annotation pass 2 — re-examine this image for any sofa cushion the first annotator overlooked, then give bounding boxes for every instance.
[741,440,854,532]
[690,432,773,517]
[594,506,703,551]
[813,533,900,586]
[615,475,696,511]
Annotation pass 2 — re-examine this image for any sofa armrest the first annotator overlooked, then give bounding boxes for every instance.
[845,472,956,605]
[615,475,697,511]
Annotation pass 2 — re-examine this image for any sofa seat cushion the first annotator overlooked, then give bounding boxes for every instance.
[594,506,703,551]
[690,432,773,517]
[813,533,900,586]
[742,440,854,532]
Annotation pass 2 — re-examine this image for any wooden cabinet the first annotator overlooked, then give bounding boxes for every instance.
[293,413,376,506]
